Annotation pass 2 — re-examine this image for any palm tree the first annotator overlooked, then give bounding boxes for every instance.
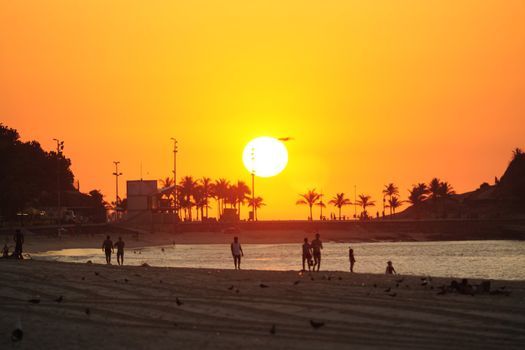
[296,189,321,220]
[408,183,429,205]
[179,176,197,221]
[193,185,210,221]
[382,183,399,216]
[439,181,455,198]
[356,194,375,219]
[387,196,403,216]
[247,196,265,220]
[316,200,326,220]
[212,178,229,218]
[199,177,212,219]
[328,193,351,220]
[428,178,442,202]
[234,180,251,219]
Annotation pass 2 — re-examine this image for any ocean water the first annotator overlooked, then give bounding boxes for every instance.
[32,240,525,280]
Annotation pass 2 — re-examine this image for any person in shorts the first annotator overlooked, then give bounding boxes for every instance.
[230,236,244,270]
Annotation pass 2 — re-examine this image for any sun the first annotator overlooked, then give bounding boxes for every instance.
[242,137,288,177]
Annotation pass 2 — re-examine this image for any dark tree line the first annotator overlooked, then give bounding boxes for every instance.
[0,123,106,222]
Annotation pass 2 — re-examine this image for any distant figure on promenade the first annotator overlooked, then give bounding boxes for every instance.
[311,233,323,271]
[349,248,356,272]
[102,235,114,264]
[2,242,8,258]
[302,238,313,271]
[385,260,396,275]
[13,229,24,259]
[230,236,244,270]
[115,237,125,266]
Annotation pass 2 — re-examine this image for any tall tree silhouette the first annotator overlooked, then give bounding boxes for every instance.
[234,180,251,218]
[178,176,197,221]
[199,177,212,219]
[328,193,351,220]
[382,183,399,217]
[296,189,321,220]
[387,196,403,216]
[211,178,229,218]
[408,183,429,205]
[356,194,375,219]
[247,196,265,220]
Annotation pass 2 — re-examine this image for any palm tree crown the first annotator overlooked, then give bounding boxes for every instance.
[328,193,351,220]
[356,194,375,219]
[296,189,321,220]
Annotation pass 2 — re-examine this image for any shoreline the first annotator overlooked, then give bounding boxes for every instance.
[1,259,524,349]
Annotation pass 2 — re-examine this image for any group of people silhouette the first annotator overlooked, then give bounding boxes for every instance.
[4,229,397,275]
[101,235,125,266]
[231,233,397,274]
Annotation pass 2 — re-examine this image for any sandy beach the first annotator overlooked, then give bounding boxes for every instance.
[1,258,524,350]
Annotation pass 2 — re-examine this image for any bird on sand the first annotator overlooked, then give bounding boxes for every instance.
[28,298,40,304]
[260,283,269,288]
[176,297,183,306]
[270,324,276,335]
[11,329,23,342]
[310,320,325,329]
[55,296,63,303]
[85,308,91,315]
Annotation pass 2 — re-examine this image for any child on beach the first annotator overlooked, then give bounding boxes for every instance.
[385,260,396,275]
[349,248,356,272]
[302,238,313,271]
[230,236,244,270]
[102,236,114,264]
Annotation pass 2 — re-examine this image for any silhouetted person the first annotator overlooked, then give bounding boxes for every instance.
[115,236,125,266]
[13,230,24,259]
[311,233,323,271]
[302,238,313,271]
[349,248,356,272]
[230,236,244,270]
[2,243,8,258]
[102,235,114,264]
[385,260,396,275]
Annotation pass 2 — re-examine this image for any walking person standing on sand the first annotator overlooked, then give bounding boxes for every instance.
[302,238,313,271]
[385,260,397,275]
[114,236,125,266]
[102,235,114,264]
[230,236,244,270]
[311,233,323,272]
[13,229,24,259]
[349,248,356,272]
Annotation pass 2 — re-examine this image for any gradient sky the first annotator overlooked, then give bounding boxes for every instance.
[1,1,524,219]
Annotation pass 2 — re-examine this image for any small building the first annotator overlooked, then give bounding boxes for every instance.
[126,180,158,215]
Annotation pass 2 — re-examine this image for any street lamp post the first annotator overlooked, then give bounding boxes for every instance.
[171,138,178,226]
[53,138,64,235]
[251,147,255,221]
[113,161,122,220]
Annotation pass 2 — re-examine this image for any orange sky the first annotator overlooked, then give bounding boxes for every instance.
[1,1,524,219]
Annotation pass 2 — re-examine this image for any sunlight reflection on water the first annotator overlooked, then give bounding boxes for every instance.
[33,240,525,280]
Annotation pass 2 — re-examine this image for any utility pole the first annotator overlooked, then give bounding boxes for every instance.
[251,147,255,221]
[354,184,357,219]
[113,161,122,220]
[53,138,64,235]
[171,138,178,224]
